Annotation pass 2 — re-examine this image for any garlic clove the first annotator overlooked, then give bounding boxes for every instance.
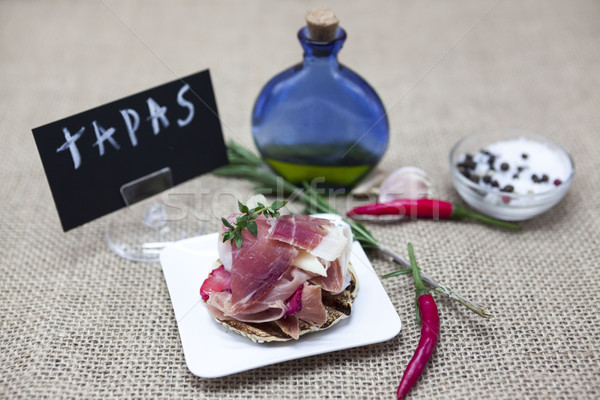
[378,166,434,203]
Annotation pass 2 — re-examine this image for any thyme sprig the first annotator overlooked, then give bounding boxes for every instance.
[221,200,287,248]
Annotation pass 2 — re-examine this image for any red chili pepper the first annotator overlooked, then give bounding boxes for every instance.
[397,243,440,399]
[347,198,520,230]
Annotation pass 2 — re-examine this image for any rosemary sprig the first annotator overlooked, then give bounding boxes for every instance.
[213,141,491,318]
[221,199,287,248]
[381,266,491,318]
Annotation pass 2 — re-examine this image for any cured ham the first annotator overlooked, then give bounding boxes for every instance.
[275,283,327,340]
[222,216,299,312]
[312,259,345,294]
[230,266,313,316]
[204,265,314,322]
[267,215,348,261]
[200,265,231,301]
[312,223,353,294]
[203,212,353,339]
[276,316,300,340]
[206,291,289,323]
[295,283,327,326]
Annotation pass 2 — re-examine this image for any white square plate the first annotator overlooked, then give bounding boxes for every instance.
[160,224,401,378]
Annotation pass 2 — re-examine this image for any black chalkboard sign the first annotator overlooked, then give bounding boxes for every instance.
[32,70,227,231]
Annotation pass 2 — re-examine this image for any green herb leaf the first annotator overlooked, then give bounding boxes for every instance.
[271,200,286,210]
[238,200,249,213]
[221,218,233,229]
[247,220,258,237]
[382,269,412,278]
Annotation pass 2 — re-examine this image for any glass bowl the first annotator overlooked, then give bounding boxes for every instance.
[449,130,575,221]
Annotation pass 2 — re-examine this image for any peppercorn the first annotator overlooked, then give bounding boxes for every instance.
[532,174,540,183]
[500,162,509,171]
[469,175,480,184]
[522,153,528,159]
[517,166,524,172]
[541,174,549,183]
[482,175,492,184]
[491,180,500,188]
[458,159,476,170]
[501,185,514,193]
[512,174,519,179]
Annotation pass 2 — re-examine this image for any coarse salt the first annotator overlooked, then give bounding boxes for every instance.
[458,137,572,196]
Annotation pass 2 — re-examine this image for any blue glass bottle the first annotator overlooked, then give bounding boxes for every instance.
[251,25,389,188]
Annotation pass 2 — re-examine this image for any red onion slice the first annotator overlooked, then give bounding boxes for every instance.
[283,285,303,317]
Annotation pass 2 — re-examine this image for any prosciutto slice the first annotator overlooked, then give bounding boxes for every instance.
[275,283,327,339]
[205,266,314,323]
[296,283,327,326]
[230,266,313,316]
[206,292,289,323]
[311,223,353,294]
[225,216,299,313]
[276,316,300,340]
[267,215,348,261]
[312,259,345,293]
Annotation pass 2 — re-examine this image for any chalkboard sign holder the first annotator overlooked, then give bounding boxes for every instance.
[104,167,204,262]
[32,69,227,233]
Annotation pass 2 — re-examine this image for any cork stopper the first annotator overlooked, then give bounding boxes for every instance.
[305,8,339,42]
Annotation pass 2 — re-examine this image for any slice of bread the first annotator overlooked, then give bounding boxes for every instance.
[208,263,358,343]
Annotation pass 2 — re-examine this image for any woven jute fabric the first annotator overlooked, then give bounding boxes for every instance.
[1,0,599,399]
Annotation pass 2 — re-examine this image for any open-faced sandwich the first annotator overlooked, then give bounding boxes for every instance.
[200,202,357,343]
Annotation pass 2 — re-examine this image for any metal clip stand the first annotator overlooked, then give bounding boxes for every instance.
[104,167,204,262]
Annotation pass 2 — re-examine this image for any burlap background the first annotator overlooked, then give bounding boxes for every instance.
[1,0,599,399]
